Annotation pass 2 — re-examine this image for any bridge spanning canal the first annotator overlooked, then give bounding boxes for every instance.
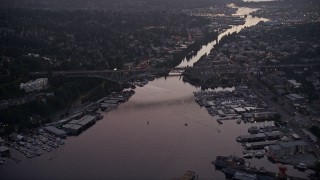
[30,64,318,84]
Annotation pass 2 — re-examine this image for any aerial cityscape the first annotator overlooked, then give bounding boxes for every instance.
[0,0,320,179]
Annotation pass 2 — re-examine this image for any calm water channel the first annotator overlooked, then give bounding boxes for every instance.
[1,5,311,180]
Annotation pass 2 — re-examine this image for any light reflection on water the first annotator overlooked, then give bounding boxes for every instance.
[178,5,268,67]
[1,76,311,179]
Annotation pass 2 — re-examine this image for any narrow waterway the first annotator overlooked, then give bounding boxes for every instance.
[1,5,311,180]
[178,4,268,67]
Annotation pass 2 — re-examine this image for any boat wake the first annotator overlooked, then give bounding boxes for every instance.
[138,84,171,94]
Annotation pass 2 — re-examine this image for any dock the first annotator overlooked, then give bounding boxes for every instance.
[213,155,308,180]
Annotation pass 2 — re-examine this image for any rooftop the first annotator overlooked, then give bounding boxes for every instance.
[43,126,67,136]
[278,141,309,148]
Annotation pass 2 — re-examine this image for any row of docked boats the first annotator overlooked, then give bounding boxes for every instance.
[133,79,148,87]
[193,89,264,121]
[212,155,246,170]
[212,155,287,180]
[248,126,279,134]
[243,150,265,159]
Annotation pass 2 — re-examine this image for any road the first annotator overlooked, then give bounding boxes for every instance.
[249,75,320,160]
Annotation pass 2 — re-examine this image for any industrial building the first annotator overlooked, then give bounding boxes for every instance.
[61,115,96,135]
[43,126,67,138]
[237,131,282,143]
[268,141,310,157]
[265,131,282,140]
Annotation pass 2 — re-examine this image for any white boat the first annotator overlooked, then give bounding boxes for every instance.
[243,152,254,158]
[295,163,307,171]
[255,151,265,158]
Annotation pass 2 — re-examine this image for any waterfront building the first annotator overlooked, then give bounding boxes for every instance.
[61,115,96,135]
[265,131,282,140]
[43,126,67,138]
[237,131,282,143]
[268,141,310,157]
[62,124,82,135]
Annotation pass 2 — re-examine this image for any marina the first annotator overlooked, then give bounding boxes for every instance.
[0,90,135,162]
[193,88,280,124]
[236,131,282,143]
[193,85,318,178]
[212,155,308,180]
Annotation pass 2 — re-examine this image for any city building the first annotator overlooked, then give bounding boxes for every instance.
[20,78,48,93]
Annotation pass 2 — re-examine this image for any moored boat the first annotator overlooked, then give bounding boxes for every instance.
[212,155,245,169]
[294,163,307,171]
[243,152,254,159]
[254,151,265,158]
[248,126,259,134]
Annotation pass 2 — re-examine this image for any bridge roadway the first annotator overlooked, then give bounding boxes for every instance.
[30,64,318,76]
[29,64,319,84]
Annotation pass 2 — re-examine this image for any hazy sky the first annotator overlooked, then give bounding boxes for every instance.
[243,0,275,2]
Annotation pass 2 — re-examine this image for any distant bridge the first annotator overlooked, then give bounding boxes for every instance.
[30,64,318,84]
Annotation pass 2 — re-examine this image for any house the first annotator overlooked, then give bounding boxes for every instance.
[10,133,25,142]
[287,79,301,89]
[286,94,306,102]
[234,107,246,114]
